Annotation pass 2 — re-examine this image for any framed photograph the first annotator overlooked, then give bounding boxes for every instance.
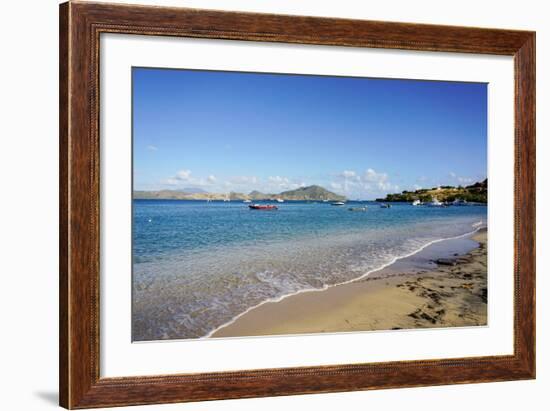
[59,1,535,408]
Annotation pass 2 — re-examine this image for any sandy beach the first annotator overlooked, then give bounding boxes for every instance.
[212,229,487,338]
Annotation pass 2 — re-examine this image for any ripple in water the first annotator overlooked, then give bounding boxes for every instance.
[132,201,486,341]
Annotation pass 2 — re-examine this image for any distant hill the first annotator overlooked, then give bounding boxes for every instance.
[133,185,346,201]
[376,179,487,203]
[248,190,273,200]
[182,187,207,194]
[279,185,346,201]
[228,192,247,201]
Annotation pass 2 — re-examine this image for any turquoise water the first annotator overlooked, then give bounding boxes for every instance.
[132,200,487,341]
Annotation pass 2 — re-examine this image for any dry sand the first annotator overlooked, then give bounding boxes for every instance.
[212,229,487,338]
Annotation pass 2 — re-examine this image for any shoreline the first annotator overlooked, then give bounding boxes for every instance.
[211,228,487,338]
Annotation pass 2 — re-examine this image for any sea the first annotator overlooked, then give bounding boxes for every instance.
[132,200,487,341]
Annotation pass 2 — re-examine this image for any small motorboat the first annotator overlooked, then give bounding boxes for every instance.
[380,203,392,208]
[249,204,278,210]
[412,199,423,206]
[452,198,468,206]
[243,199,252,203]
[427,197,445,207]
[331,201,346,206]
[348,207,368,212]
[276,198,284,203]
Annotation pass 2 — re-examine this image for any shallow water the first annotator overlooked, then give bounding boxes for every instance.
[132,200,487,341]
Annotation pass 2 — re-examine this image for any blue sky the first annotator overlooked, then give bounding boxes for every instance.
[133,67,487,199]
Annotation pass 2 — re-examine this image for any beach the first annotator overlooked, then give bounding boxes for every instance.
[212,228,487,338]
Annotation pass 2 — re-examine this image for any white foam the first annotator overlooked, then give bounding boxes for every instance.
[472,220,483,228]
[204,224,486,338]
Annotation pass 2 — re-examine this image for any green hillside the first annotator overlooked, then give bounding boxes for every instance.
[279,185,345,201]
[376,179,487,203]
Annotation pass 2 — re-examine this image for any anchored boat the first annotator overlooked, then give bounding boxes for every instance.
[427,197,445,207]
[452,198,468,206]
[249,204,278,210]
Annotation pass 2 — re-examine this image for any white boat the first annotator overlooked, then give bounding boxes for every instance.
[427,197,445,207]
[412,199,423,206]
[331,201,346,206]
[276,198,284,203]
[452,198,468,206]
[243,199,252,203]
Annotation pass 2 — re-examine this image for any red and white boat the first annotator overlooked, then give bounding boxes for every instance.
[248,204,278,210]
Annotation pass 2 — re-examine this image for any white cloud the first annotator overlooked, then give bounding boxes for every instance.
[363,168,386,182]
[336,170,358,192]
[146,145,158,151]
[161,170,192,186]
[448,171,475,185]
[229,175,259,185]
[268,176,289,184]
[362,168,395,191]
[332,168,398,197]
[162,169,218,188]
[266,176,306,191]
[457,176,474,184]
[175,169,192,181]
[340,170,357,179]
[159,170,309,193]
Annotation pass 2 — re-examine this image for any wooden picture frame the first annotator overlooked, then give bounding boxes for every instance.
[59,1,535,408]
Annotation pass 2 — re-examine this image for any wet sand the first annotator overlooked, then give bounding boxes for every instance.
[212,229,487,338]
